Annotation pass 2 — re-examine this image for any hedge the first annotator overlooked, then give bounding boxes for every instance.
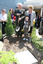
[32,27,43,51]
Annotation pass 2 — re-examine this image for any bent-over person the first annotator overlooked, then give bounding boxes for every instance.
[15,3,25,38]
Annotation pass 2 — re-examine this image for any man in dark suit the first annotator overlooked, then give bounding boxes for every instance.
[37,15,41,28]
[15,3,25,38]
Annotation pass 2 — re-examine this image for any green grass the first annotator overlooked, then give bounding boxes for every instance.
[0,28,2,39]
[32,27,43,51]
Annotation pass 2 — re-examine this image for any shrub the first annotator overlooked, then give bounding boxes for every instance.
[41,60,43,64]
[32,27,43,51]
[0,50,19,64]
[5,11,14,37]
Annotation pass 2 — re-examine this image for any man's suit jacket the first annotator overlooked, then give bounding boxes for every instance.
[37,16,41,22]
[25,10,36,26]
[15,8,25,29]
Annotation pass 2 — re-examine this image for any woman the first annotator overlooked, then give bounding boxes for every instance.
[25,5,36,43]
[9,8,16,26]
[25,5,36,36]
[9,8,14,19]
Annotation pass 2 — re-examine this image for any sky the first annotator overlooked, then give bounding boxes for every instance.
[26,0,32,1]
[26,0,42,1]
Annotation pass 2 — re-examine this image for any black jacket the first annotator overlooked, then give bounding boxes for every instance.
[15,8,25,29]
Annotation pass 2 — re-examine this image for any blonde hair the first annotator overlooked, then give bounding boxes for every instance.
[28,5,34,10]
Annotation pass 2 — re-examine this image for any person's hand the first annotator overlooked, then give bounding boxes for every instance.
[2,20,6,22]
[17,13,21,16]
[1,20,4,22]
[33,20,35,22]
[18,18,21,21]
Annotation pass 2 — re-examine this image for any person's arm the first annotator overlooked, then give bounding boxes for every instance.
[18,9,25,21]
[15,9,21,16]
[0,15,2,22]
[0,20,7,22]
[20,9,25,20]
[0,20,3,22]
[3,14,7,22]
[34,12,36,19]
[33,12,36,22]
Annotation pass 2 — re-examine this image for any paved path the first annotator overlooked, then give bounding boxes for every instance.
[16,50,38,64]
[0,41,3,51]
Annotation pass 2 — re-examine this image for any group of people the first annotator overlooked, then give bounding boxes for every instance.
[0,3,36,43]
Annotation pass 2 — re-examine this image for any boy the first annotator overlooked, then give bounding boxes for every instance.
[23,15,30,41]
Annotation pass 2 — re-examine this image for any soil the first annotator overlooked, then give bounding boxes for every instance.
[2,35,43,64]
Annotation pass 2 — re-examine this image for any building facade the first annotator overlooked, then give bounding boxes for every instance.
[0,0,26,13]
[22,0,43,16]
[0,0,43,16]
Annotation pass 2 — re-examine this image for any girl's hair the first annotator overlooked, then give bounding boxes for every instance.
[9,8,14,14]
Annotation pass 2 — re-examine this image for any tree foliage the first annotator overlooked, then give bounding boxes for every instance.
[5,11,14,37]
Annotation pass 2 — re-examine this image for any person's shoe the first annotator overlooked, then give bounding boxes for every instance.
[23,38,26,40]
[2,34,5,37]
[26,39,28,41]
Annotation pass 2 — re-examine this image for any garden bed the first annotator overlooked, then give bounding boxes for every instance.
[1,34,43,64]
[32,27,43,51]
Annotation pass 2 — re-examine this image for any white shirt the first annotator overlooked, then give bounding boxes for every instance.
[0,14,7,21]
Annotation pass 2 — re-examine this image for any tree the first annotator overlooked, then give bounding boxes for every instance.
[5,11,14,37]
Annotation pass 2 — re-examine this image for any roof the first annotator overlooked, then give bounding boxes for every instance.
[23,0,43,9]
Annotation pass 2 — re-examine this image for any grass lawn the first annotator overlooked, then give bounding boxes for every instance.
[32,27,43,51]
[0,27,2,39]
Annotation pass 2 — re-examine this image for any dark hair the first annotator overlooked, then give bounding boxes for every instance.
[9,8,14,14]
[25,15,29,18]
